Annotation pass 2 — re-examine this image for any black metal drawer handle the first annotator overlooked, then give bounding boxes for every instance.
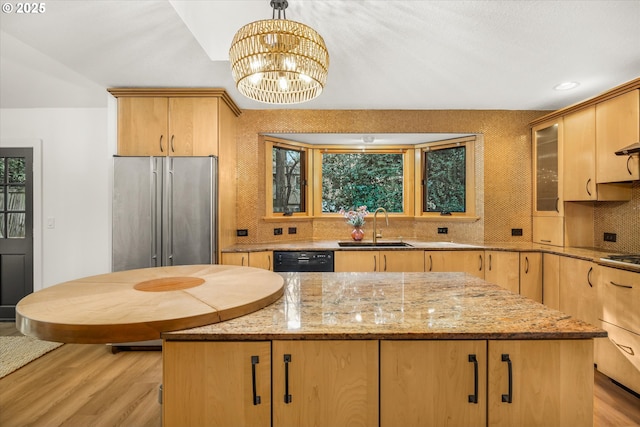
[468,354,478,404]
[587,267,593,288]
[501,354,513,403]
[251,355,261,405]
[284,354,292,404]
[611,339,635,356]
[610,281,633,289]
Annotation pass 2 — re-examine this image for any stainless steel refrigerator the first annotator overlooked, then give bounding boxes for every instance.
[112,156,217,272]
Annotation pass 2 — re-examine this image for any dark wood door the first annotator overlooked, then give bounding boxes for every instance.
[0,148,33,320]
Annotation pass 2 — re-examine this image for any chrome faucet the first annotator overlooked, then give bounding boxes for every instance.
[372,207,389,245]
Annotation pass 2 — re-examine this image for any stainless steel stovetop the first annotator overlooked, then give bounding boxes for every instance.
[600,254,640,268]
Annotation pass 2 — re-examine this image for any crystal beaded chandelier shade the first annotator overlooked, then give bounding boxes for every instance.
[229,0,329,104]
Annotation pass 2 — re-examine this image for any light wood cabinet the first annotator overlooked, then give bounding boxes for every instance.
[533,119,563,216]
[532,216,564,247]
[559,257,599,326]
[542,253,560,310]
[381,340,487,427]
[519,252,542,303]
[596,266,640,394]
[564,106,632,201]
[272,340,378,427]
[425,250,485,279]
[221,251,273,270]
[488,339,594,427]
[334,250,424,272]
[115,96,220,156]
[163,341,271,427]
[596,89,640,183]
[484,251,519,294]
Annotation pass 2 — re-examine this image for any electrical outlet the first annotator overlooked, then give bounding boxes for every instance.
[288,227,297,234]
[236,229,248,237]
[274,227,283,236]
[511,228,523,236]
[604,232,617,242]
[437,227,448,234]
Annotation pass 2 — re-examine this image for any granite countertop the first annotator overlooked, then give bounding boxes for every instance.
[221,240,639,272]
[163,272,607,341]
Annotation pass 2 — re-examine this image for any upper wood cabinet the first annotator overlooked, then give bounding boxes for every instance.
[108,88,242,157]
[596,89,640,183]
[533,119,563,216]
[564,106,632,201]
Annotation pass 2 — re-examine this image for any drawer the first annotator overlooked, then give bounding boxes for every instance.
[596,321,640,394]
[532,216,564,246]
[598,266,639,334]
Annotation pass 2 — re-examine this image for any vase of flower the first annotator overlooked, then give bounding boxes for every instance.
[339,205,369,241]
[351,226,365,241]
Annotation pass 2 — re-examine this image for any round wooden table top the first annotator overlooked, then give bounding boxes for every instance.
[16,265,284,344]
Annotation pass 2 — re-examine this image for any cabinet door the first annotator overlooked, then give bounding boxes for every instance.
[169,97,219,156]
[425,250,484,279]
[221,252,249,266]
[163,341,271,427]
[596,320,640,394]
[542,253,560,310]
[559,257,598,326]
[532,216,564,246]
[335,251,379,272]
[379,250,424,272]
[533,119,563,216]
[249,251,273,270]
[563,106,596,201]
[596,90,640,183]
[381,340,487,427]
[117,97,168,156]
[520,252,542,303]
[488,340,593,427]
[272,340,379,427]
[597,266,639,334]
[484,251,519,294]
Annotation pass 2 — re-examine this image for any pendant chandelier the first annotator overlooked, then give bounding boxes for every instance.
[229,0,329,104]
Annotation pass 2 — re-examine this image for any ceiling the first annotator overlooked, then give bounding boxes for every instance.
[1,0,639,113]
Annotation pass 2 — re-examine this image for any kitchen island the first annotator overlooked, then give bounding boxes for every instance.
[162,271,606,427]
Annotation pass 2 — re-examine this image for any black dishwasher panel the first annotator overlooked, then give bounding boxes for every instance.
[273,251,334,272]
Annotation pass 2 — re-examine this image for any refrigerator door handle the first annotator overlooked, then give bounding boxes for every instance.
[151,158,159,266]
[167,158,174,265]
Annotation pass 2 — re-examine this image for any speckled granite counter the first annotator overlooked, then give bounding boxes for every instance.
[163,272,606,341]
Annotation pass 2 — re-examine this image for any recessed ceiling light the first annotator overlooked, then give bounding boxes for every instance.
[553,81,580,91]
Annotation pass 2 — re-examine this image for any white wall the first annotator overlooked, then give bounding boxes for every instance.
[0,107,113,289]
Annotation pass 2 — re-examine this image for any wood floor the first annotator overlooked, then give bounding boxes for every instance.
[1,323,639,427]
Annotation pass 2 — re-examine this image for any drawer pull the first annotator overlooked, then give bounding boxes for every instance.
[251,355,261,405]
[468,354,479,404]
[611,339,635,356]
[541,239,551,243]
[587,267,593,288]
[610,281,633,289]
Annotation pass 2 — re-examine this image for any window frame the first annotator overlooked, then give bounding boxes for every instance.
[415,136,477,219]
[264,137,312,218]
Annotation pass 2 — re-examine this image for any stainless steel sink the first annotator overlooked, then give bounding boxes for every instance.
[338,241,413,247]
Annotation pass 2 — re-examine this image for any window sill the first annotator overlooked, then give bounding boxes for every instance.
[415,215,481,222]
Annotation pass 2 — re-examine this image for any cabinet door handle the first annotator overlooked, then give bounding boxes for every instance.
[383,254,387,272]
[611,338,635,356]
[501,354,513,403]
[524,256,529,274]
[555,197,560,213]
[541,239,551,243]
[587,267,593,288]
[586,178,592,196]
[468,354,479,404]
[627,155,633,176]
[374,255,377,272]
[268,255,272,271]
[428,255,433,272]
[170,135,175,153]
[610,281,633,289]
[251,355,261,405]
[488,254,492,271]
[479,254,483,272]
[159,135,164,152]
[242,256,246,267]
[284,354,292,403]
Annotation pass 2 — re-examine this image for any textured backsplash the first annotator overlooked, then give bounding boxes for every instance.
[234,109,638,253]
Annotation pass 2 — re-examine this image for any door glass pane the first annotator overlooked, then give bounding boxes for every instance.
[8,213,25,238]
[0,213,5,238]
[0,157,5,182]
[7,186,25,211]
[8,158,26,183]
[536,125,559,211]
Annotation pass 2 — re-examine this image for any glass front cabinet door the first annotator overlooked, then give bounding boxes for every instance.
[533,119,563,216]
